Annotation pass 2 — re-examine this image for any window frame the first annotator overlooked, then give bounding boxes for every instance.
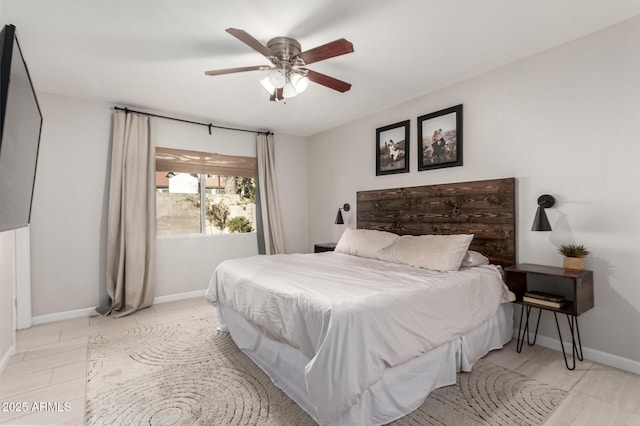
[155,147,257,237]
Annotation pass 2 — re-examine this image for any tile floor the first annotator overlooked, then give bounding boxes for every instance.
[1,297,639,425]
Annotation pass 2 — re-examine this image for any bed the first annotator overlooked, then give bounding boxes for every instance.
[207,177,517,425]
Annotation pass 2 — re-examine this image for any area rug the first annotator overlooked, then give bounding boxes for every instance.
[86,313,566,425]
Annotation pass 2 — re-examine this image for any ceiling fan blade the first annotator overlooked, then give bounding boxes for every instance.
[226,28,271,57]
[204,65,267,76]
[294,38,354,65]
[304,69,352,92]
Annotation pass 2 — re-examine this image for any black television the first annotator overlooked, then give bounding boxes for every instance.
[0,24,42,232]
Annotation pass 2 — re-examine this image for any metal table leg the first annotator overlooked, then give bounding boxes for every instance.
[516,305,542,353]
[553,313,584,370]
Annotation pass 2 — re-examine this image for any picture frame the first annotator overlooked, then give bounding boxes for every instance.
[417,104,463,171]
[376,120,410,176]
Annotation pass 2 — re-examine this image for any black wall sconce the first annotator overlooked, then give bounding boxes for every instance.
[532,194,555,231]
[335,203,351,225]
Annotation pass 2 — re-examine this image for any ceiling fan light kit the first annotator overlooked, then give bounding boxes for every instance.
[282,81,299,99]
[260,71,309,99]
[268,69,286,89]
[260,76,276,94]
[205,28,354,102]
[290,73,309,92]
[281,72,310,98]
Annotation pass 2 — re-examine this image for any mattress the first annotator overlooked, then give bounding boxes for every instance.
[207,252,514,424]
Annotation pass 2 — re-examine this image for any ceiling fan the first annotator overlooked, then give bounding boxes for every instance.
[204,28,354,101]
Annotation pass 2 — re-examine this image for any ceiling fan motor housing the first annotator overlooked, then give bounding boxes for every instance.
[267,37,303,66]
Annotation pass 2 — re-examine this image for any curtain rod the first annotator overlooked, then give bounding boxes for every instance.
[113,106,272,136]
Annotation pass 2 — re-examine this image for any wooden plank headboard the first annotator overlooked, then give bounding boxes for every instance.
[357,177,516,266]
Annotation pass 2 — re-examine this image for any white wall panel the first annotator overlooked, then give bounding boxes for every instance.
[0,230,15,370]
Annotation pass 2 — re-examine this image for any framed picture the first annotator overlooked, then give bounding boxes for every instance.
[376,120,410,176]
[417,104,463,171]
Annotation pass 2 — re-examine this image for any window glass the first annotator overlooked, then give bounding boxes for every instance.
[156,171,201,235]
[205,176,256,235]
[156,171,256,236]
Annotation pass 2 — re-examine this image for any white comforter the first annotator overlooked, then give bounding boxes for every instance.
[206,252,514,425]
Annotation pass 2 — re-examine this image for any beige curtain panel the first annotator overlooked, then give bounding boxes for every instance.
[155,147,257,177]
[104,111,156,318]
[257,133,285,254]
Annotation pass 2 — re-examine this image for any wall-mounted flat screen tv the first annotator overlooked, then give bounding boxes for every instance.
[0,24,42,232]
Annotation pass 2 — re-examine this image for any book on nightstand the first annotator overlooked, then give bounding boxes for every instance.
[523,290,565,303]
[522,290,567,308]
[522,296,568,308]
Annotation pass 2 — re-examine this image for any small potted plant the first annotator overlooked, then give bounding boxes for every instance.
[559,244,590,270]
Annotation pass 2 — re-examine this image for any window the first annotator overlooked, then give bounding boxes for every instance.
[155,148,257,236]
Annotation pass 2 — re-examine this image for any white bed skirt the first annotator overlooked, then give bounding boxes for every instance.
[217,302,513,426]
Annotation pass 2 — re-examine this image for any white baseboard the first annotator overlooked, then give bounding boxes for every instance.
[30,289,207,325]
[0,344,16,376]
[513,328,640,375]
[32,306,97,325]
[154,289,206,304]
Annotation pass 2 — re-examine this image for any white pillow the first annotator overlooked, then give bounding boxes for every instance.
[335,228,399,259]
[377,234,474,272]
[460,250,490,267]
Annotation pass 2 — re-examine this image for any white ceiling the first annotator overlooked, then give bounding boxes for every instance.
[2,0,640,136]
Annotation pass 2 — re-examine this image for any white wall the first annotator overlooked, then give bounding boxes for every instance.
[307,17,640,363]
[28,94,308,315]
[273,133,309,254]
[0,230,16,372]
[29,93,112,317]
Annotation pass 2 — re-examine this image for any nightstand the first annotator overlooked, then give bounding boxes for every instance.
[504,263,594,370]
[314,243,337,253]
